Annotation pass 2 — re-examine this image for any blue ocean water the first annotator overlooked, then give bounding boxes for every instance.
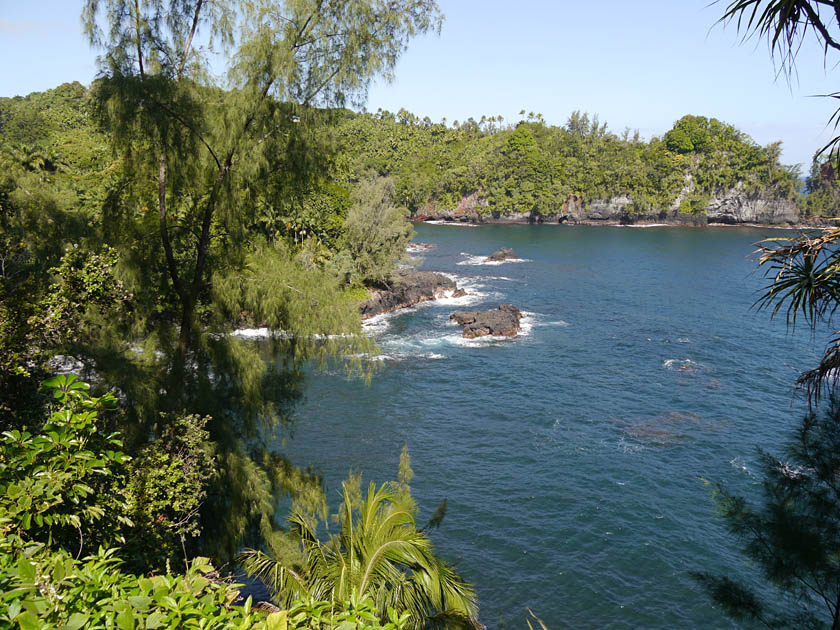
[280,223,824,629]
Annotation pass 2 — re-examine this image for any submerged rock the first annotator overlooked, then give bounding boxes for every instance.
[486,247,519,262]
[450,304,522,338]
[360,271,456,319]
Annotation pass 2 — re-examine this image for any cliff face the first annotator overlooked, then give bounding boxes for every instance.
[421,188,803,226]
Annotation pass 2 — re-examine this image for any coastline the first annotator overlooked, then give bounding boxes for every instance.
[412,217,831,230]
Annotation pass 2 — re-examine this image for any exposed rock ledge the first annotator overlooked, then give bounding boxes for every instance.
[360,271,457,319]
[415,189,819,227]
[450,304,523,338]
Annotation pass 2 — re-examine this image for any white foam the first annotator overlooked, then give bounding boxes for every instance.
[436,289,485,307]
[611,223,671,228]
[406,244,432,253]
[663,358,703,371]
[519,312,536,337]
[362,313,393,334]
[456,252,532,266]
[231,327,271,339]
[423,220,478,227]
[676,338,690,344]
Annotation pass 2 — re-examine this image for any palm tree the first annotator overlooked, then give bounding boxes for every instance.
[242,481,479,629]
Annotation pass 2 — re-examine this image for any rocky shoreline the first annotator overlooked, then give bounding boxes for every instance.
[413,189,832,229]
[359,272,525,339]
[360,272,462,319]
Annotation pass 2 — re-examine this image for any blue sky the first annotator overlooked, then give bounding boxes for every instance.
[1,0,838,168]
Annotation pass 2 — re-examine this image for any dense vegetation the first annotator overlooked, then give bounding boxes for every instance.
[3,0,840,627]
[0,0,481,628]
[332,109,807,219]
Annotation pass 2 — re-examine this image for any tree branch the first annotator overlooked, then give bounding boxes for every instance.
[159,153,184,301]
[178,0,204,78]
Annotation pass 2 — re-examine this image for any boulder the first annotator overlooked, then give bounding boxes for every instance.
[360,272,456,318]
[450,304,522,338]
[486,247,519,262]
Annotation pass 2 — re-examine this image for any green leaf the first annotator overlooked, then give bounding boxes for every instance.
[127,595,151,612]
[15,611,40,630]
[7,601,21,620]
[266,611,288,630]
[115,608,134,630]
[144,611,164,629]
[63,612,90,630]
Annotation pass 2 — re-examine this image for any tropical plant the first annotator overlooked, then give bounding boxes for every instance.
[242,480,478,630]
[0,374,132,556]
[695,399,840,629]
[751,228,840,402]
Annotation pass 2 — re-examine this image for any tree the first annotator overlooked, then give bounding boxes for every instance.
[336,176,414,286]
[74,0,442,562]
[695,401,840,629]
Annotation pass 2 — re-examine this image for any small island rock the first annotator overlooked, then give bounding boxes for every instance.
[486,247,519,262]
[450,304,523,338]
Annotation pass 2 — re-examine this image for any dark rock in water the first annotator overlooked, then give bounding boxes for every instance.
[486,247,519,262]
[360,271,456,319]
[452,288,467,298]
[450,304,522,338]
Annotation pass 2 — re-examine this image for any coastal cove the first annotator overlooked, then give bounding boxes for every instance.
[278,223,822,629]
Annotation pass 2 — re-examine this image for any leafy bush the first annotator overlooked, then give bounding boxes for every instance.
[0,544,410,630]
[0,374,131,555]
[0,376,413,630]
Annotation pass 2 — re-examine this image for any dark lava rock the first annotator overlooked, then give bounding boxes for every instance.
[486,247,519,262]
[450,304,522,338]
[360,272,456,319]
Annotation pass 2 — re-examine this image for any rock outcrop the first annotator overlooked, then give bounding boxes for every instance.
[360,272,456,319]
[450,304,522,338]
[486,247,520,262]
[417,187,805,226]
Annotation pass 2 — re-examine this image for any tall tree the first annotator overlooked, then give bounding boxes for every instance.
[77,0,442,562]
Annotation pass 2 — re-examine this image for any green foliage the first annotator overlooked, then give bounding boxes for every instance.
[336,177,414,286]
[0,375,131,555]
[242,455,477,630]
[0,547,266,630]
[124,412,216,573]
[35,244,131,347]
[695,400,840,628]
[332,107,798,220]
[752,227,840,401]
[0,543,410,630]
[804,154,840,217]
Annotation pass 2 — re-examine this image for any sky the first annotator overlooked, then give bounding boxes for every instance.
[1,0,838,169]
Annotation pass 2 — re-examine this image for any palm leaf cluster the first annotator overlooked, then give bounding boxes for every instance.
[242,481,478,630]
[754,228,840,402]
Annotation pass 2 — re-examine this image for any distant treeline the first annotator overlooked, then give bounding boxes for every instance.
[332,107,839,218]
[1,82,837,235]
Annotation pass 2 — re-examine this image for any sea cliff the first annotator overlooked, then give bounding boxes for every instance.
[416,187,810,227]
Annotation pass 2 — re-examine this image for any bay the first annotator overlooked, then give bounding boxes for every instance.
[279,223,824,629]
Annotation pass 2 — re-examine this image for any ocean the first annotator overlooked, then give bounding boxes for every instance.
[278,222,823,628]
